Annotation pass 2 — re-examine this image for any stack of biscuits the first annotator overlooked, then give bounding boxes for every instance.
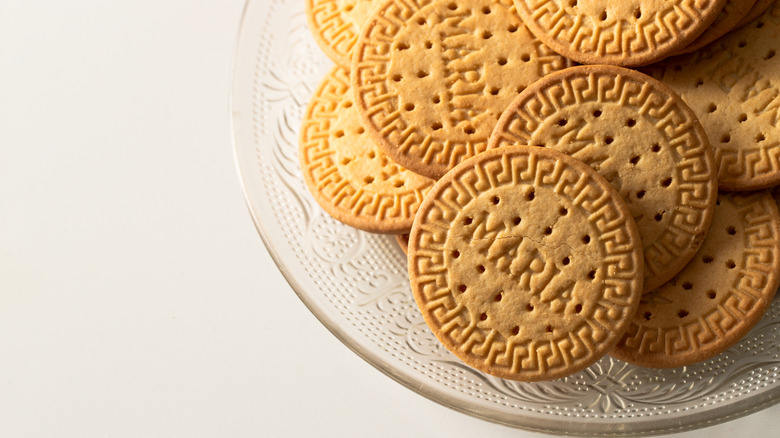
[300,0,780,380]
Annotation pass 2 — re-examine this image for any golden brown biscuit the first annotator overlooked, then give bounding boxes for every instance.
[672,0,757,55]
[306,0,379,65]
[351,0,572,179]
[299,66,434,233]
[645,3,780,190]
[736,0,776,28]
[409,145,643,380]
[490,65,718,293]
[612,191,780,368]
[512,0,727,66]
[395,233,409,254]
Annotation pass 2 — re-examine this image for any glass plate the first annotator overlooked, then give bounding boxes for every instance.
[231,0,780,434]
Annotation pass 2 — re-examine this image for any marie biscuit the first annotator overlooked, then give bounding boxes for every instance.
[299,66,434,233]
[351,0,572,179]
[490,65,718,293]
[612,191,780,368]
[409,145,644,380]
[512,0,727,66]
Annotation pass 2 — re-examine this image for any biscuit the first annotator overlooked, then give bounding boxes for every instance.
[489,65,718,293]
[512,0,727,67]
[351,0,572,179]
[306,0,377,65]
[672,0,757,55]
[408,145,643,381]
[396,233,409,254]
[299,66,434,233]
[736,0,776,28]
[612,191,780,368]
[645,2,780,190]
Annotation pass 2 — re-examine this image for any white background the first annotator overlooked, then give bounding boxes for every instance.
[0,0,777,436]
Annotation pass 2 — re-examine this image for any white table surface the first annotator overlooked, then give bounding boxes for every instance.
[1,1,777,436]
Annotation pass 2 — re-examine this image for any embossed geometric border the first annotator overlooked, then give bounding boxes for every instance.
[231,0,780,435]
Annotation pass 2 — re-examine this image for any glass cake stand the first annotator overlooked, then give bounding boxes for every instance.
[231,0,780,434]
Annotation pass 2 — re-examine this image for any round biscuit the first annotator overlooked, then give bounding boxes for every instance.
[299,66,434,233]
[490,65,718,293]
[645,2,780,190]
[672,0,758,55]
[306,0,379,65]
[511,0,728,66]
[395,233,410,254]
[351,0,572,180]
[409,145,644,381]
[612,191,780,368]
[736,0,776,28]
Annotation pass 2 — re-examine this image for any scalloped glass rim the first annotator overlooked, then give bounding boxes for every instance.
[230,0,780,435]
